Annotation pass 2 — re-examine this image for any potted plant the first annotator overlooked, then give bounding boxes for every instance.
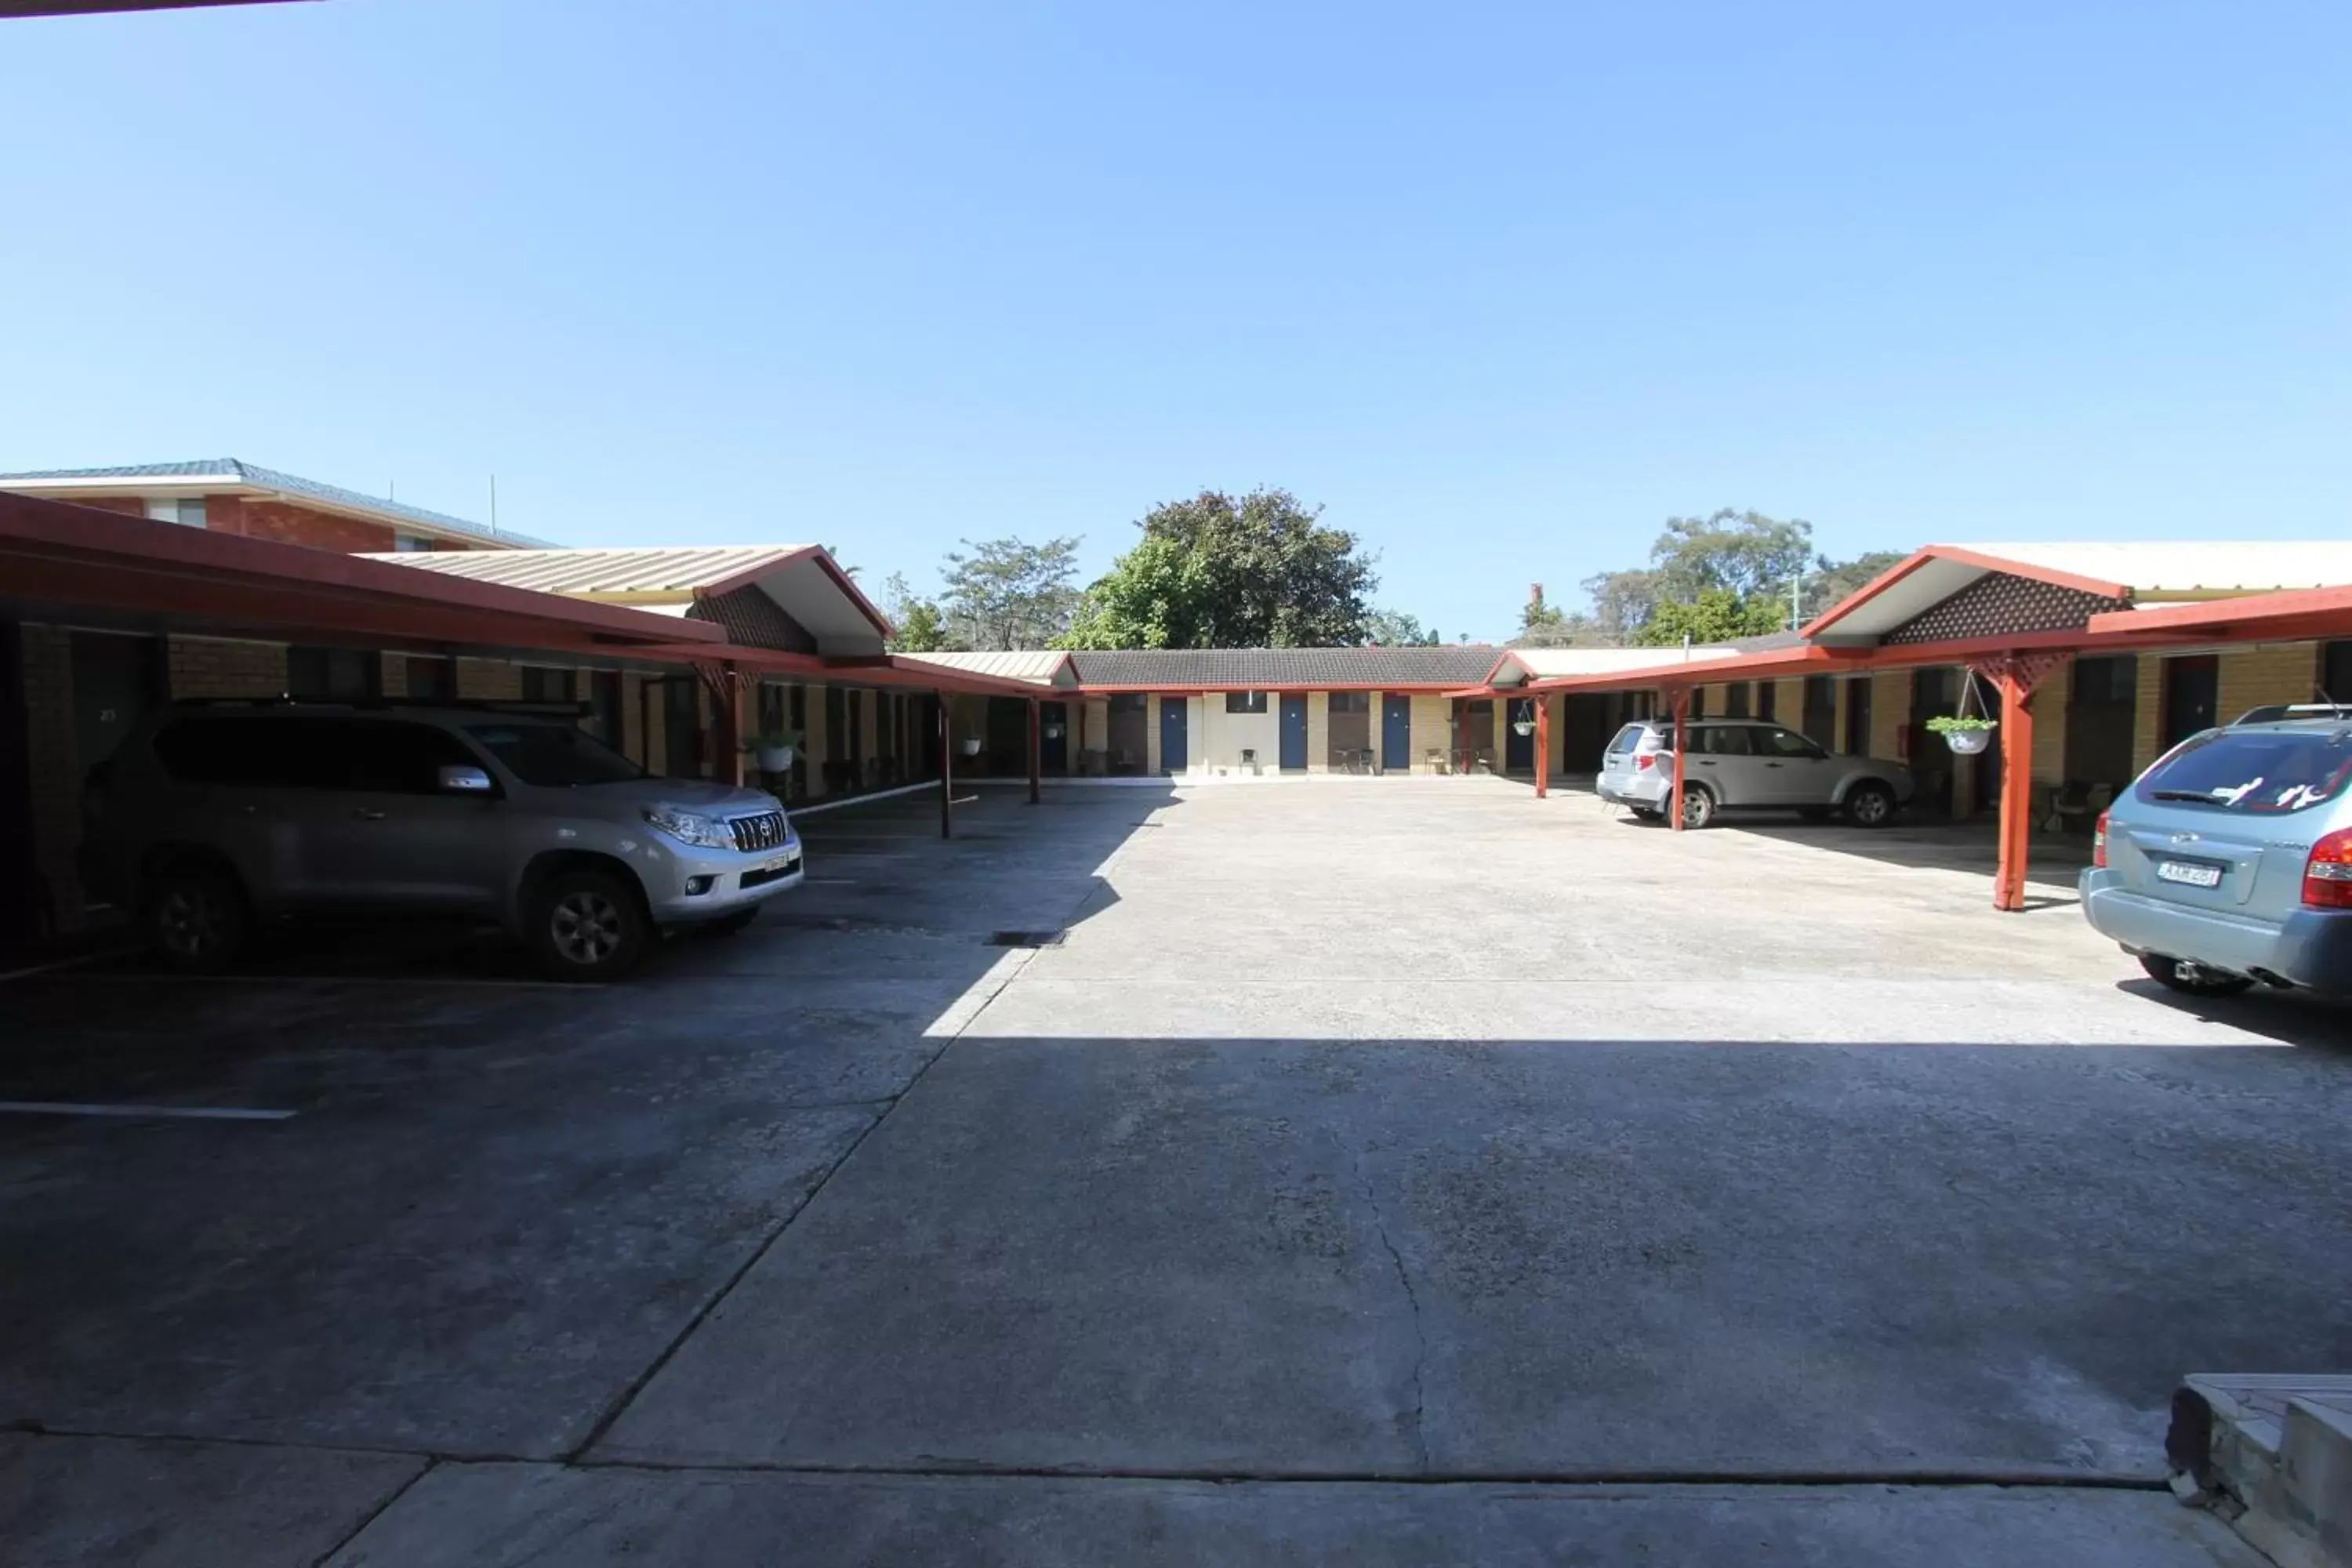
[1043,718,1066,740]
[959,735,983,757]
[1926,713,1996,756]
[742,728,800,774]
[1512,717,1537,737]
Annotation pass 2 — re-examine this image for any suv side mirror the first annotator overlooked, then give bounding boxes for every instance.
[439,764,495,793]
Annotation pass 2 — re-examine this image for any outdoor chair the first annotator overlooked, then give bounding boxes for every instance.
[1427,746,1449,775]
[2042,780,2114,834]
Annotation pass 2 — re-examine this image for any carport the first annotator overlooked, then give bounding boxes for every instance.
[1468,545,2352,912]
[0,494,1054,960]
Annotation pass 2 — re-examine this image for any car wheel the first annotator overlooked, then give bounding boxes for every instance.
[1843,781,1896,828]
[1679,785,1716,829]
[2139,954,2256,997]
[145,861,252,974]
[528,868,650,981]
[701,907,761,938]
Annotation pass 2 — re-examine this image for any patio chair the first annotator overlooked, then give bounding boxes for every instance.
[1426,746,1449,775]
[2042,780,2114,833]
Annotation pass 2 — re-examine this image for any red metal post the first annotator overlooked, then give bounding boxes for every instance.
[1027,696,1042,805]
[938,691,954,840]
[1669,686,1690,831]
[1994,670,2034,911]
[1534,696,1551,798]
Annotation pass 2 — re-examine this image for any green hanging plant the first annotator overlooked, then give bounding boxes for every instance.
[1925,714,1997,735]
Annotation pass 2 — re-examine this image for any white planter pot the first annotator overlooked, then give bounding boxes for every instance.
[958,737,983,757]
[756,745,795,772]
[1043,724,1065,740]
[1944,728,1992,756]
[1512,720,1536,737]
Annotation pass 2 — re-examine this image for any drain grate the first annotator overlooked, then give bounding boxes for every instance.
[987,929,1066,948]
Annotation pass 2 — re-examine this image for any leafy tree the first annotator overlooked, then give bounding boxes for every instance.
[1364,608,1437,647]
[1061,488,1375,648]
[941,536,1082,650]
[881,572,960,654]
[1805,549,1908,623]
[1635,586,1790,647]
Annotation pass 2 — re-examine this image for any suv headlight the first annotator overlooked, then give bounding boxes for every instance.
[643,805,735,849]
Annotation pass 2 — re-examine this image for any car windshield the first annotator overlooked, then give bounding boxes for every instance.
[464,723,644,787]
[2138,727,2352,815]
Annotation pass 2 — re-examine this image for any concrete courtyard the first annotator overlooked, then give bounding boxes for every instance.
[4,779,2346,1564]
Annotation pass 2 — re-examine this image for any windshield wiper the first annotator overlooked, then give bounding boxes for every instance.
[2147,789,2227,803]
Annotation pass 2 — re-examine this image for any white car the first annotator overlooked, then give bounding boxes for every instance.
[1596,718,1914,830]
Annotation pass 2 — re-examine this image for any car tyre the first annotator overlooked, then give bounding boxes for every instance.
[2139,953,2256,998]
[527,867,650,981]
[1679,785,1716,829]
[1843,781,1897,828]
[144,860,252,974]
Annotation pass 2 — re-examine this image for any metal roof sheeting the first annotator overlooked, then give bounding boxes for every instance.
[0,459,552,548]
[1953,542,2352,596]
[894,650,1073,683]
[359,545,817,597]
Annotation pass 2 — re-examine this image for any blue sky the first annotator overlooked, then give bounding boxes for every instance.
[2,1,2345,641]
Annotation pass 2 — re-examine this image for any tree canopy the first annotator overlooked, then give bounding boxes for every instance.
[1060,488,1376,649]
[1363,607,1438,647]
[1568,510,1904,645]
[940,536,1082,650]
[881,571,960,654]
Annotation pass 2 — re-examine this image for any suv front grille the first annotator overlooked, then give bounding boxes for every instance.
[730,811,787,853]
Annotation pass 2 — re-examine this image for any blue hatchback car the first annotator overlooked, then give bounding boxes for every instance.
[2079,708,2352,997]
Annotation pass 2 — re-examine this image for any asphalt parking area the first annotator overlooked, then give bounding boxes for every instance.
[5,780,2342,1565]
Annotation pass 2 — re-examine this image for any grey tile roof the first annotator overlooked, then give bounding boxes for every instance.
[0,459,552,548]
[1063,646,1503,688]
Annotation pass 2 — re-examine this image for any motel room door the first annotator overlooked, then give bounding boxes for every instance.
[1279,695,1308,771]
[1503,699,1535,773]
[1158,696,1188,774]
[1381,695,1411,773]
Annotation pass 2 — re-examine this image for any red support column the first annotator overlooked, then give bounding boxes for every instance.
[1669,686,1690,832]
[1027,696,1042,805]
[938,691,954,840]
[1534,695,1551,799]
[1994,670,2034,911]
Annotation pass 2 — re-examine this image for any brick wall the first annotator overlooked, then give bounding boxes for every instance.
[1409,695,1448,771]
[456,659,524,701]
[169,636,288,699]
[1305,691,1330,772]
[20,626,81,933]
[804,685,832,797]
[228,499,398,552]
[1869,673,1909,761]
[622,674,648,769]
[1145,695,1163,775]
[2219,644,2320,725]
[2029,680,2066,786]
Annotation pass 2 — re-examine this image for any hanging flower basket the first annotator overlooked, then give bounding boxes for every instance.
[1927,714,1995,756]
[958,736,983,757]
[1043,722,1065,740]
[1511,720,1537,737]
[756,744,797,772]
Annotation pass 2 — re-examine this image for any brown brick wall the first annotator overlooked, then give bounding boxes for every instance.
[456,659,524,701]
[2219,644,2321,724]
[229,499,398,552]
[168,636,288,699]
[20,626,82,933]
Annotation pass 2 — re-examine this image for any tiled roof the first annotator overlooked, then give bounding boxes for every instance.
[0,459,551,548]
[361,545,817,596]
[1062,646,1503,688]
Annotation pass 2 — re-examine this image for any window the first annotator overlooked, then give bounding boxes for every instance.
[465,722,643,787]
[1755,726,1824,760]
[520,666,575,704]
[1606,724,1642,754]
[1690,688,1708,720]
[1700,725,1754,757]
[287,645,379,702]
[587,671,624,746]
[2324,642,2352,705]
[1755,681,1777,722]
[154,717,470,792]
[1726,684,1751,719]
[1327,691,1370,714]
[2140,728,2352,815]
[1225,691,1269,713]
[342,721,484,793]
[394,534,432,553]
[146,497,208,528]
[405,657,458,702]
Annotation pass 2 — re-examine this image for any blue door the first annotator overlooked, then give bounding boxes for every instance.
[1279,695,1308,771]
[1159,695,1187,773]
[1381,695,1411,772]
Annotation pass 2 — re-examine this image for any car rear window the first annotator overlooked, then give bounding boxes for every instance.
[2138,728,2352,815]
[1605,725,1642,754]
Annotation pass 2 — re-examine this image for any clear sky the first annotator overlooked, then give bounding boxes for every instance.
[2,1,2345,641]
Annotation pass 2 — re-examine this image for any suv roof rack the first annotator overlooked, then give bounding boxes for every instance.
[2232,702,2352,725]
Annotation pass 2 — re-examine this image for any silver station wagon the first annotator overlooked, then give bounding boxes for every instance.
[1597,718,1915,830]
[2080,709,2352,996]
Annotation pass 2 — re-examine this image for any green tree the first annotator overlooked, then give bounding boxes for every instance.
[941,536,1082,650]
[1634,586,1789,647]
[881,571,960,654]
[1060,488,1375,648]
[1805,549,1908,623]
[1364,607,1437,646]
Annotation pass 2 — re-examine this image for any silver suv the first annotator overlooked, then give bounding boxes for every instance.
[85,702,804,979]
[2079,711,2352,997]
[1596,717,1915,829]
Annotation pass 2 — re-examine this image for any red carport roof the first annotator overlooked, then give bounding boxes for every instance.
[0,492,723,659]
[627,642,1067,699]
[2087,585,2352,647]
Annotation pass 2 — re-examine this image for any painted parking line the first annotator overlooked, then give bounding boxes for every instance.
[0,1102,298,1122]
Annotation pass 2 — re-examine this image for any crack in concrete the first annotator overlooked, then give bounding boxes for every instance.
[1334,1131,1428,1472]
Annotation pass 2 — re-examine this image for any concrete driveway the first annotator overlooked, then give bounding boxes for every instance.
[4,780,2343,1565]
